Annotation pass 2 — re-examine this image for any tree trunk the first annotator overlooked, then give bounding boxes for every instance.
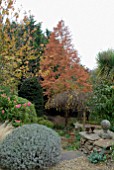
[65,110,69,127]
[83,111,86,130]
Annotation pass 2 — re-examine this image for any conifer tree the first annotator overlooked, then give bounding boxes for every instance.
[40,20,91,97]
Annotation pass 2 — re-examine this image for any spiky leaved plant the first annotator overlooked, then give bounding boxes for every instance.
[0,121,14,142]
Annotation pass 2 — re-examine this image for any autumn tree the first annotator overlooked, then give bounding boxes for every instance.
[40,20,91,97]
[0,0,48,92]
[13,15,50,91]
[0,0,34,90]
[40,20,92,127]
[16,15,50,77]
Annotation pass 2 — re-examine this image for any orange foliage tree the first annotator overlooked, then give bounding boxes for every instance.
[40,20,92,98]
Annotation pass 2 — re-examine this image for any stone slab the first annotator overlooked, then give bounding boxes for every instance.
[79,131,100,141]
[79,130,114,140]
[61,151,84,161]
[94,138,114,148]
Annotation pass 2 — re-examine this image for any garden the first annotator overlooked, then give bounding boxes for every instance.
[0,0,114,170]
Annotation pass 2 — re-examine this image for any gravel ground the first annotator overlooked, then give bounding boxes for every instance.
[0,157,113,170]
[49,156,114,170]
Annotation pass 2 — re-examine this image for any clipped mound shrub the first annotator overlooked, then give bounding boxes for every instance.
[0,124,61,170]
[18,77,44,116]
[0,94,38,127]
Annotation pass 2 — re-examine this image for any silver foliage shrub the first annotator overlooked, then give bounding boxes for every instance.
[0,124,61,170]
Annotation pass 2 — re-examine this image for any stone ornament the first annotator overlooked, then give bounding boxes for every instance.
[99,120,112,139]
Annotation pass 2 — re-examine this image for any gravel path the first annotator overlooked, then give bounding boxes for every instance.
[48,150,114,170]
[49,156,114,170]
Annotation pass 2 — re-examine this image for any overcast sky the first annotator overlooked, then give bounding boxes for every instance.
[15,0,114,70]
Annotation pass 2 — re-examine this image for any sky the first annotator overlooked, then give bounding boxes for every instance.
[15,0,114,70]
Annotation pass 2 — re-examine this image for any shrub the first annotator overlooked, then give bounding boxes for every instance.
[37,116,54,128]
[0,124,61,170]
[18,77,44,116]
[0,94,37,126]
[89,84,114,121]
[0,86,12,96]
[0,85,17,96]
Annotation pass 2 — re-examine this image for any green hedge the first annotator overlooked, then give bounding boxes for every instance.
[18,77,44,116]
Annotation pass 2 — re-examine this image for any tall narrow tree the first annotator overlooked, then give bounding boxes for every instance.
[0,0,36,90]
[40,20,91,97]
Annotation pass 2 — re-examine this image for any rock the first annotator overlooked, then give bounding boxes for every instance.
[73,122,83,130]
[79,129,114,155]
[79,131,100,140]
[87,145,93,151]
[94,138,114,148]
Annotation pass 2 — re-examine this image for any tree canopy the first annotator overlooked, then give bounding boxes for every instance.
[40,20,92,97]
[0,0,49,92]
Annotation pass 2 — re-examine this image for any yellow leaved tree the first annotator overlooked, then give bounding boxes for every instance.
[0,0,38,92]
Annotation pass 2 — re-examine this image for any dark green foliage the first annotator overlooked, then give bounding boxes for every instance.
[89,83,114,121]
[89,49,114,124]
[88,149,106,164]
[18,77,44,116]
[110,126,114,132]
[0,124,61,170]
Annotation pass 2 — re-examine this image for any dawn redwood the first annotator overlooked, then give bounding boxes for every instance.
[40,20,92,127]
[40,20,92,97]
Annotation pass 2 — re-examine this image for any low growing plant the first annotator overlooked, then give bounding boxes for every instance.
[63,138,80,150]
[88,149,106,164]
